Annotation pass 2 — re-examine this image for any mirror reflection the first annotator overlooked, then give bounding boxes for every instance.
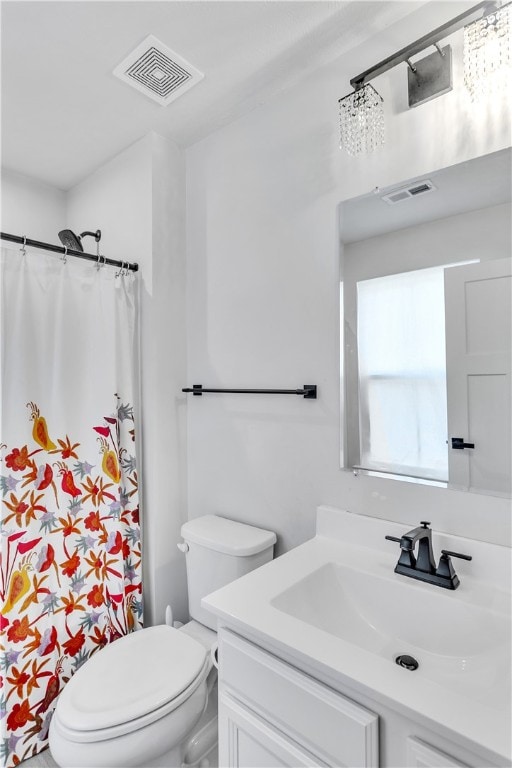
[340,148,511,497]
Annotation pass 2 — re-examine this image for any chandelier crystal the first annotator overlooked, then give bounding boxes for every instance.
[464,2,512,100]
[339,84,384,156]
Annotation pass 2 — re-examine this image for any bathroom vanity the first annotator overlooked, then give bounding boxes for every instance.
[203,507,511,768]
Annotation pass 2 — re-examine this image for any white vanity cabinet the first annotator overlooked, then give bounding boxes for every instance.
[217,627,506,768]
[405,737,472,767]
[218,628,379,767]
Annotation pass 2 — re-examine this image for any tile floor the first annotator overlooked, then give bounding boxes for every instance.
[19,748,59,768]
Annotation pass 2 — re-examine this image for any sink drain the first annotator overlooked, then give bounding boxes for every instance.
[395,654,419,671]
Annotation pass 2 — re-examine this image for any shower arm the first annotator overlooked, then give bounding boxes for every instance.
[79,230,102,243]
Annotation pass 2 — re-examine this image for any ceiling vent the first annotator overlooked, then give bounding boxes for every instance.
[381,179,436,205]
[113,35,203,106]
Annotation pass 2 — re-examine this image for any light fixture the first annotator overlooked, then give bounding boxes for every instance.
[339,84,384,156]
[464,2,511,100]
[339,1,511,155]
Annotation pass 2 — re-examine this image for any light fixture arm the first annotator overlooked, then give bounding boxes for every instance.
[350,1,491,89]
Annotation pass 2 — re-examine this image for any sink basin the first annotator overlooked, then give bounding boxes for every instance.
[203,507,512,763]
[271,561,511,709]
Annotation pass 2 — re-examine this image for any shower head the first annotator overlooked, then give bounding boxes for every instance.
[58,229,101,252]
[58,230,83,251]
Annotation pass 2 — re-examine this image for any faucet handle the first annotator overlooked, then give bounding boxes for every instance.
[441,549,472,561]
[385,534,416,568]
[436,549,472,587]
[420,521,431,528]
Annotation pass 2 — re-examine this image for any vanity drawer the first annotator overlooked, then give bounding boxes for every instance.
[218,628,378,768]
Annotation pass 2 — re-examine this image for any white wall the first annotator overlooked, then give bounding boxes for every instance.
[67,133,188,626]
[0,168,66,243]
[185,3,512,553]
[343,204,511,282]
[66,135,153,277]
[147,134,188,626]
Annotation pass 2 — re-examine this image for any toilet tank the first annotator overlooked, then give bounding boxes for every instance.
[180,515,276,630]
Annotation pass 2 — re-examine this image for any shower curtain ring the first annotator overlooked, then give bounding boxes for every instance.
[20,236,27,256]
[62,246,68,264]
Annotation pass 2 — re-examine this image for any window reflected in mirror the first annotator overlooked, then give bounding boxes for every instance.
[356,265,448,481]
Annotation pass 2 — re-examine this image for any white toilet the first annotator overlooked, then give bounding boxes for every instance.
[49,515,276,768]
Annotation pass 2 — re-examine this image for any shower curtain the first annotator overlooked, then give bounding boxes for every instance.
[0,245,143,766]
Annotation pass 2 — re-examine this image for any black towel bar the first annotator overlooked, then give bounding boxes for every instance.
[182,384,317,399]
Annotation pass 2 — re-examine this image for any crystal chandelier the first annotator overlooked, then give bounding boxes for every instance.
[464,2,512,100]
[339,84,384,156]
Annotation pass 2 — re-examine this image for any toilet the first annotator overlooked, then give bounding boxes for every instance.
[49,515,276,768]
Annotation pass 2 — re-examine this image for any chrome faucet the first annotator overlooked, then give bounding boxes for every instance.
[385,522,472,590]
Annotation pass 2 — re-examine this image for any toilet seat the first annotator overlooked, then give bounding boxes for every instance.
[54,625,210,742]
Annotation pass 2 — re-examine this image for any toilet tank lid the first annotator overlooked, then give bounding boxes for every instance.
[181,515,276,556]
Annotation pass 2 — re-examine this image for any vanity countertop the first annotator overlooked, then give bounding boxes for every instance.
[203,507,511,766]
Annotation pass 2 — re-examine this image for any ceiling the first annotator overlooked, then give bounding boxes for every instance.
[341,148,512,243]
[0,0,428,190]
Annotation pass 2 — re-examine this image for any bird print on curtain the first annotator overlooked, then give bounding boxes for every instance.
[0,396,142,766]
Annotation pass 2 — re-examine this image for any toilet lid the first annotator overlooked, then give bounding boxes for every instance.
[58,625,208,732]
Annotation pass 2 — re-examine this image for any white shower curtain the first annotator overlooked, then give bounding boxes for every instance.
[0,245,143,766]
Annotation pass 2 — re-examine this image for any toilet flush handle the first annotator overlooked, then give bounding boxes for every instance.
[177,541,189,553]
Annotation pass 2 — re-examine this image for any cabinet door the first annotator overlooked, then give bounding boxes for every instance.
[407,737,470,768]
[219,628,379,768]
[219,691,326,768]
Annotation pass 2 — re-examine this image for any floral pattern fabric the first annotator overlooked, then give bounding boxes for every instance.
[0,398,142,766]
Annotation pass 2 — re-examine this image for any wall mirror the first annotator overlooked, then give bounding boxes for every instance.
[339,148,511,498]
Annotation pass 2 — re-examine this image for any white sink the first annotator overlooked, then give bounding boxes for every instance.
[270,560,511,709]
[203,506,512,763]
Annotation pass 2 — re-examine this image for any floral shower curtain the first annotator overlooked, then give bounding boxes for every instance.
[0,245,143,766]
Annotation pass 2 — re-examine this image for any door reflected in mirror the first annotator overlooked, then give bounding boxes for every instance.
[339,148,511,498]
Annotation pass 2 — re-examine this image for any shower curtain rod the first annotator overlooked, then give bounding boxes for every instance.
[1,232,139,272]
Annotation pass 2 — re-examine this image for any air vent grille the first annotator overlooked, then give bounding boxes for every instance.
[409,183,431,196]
[387,191,410,203]
[126,47,191,98]
[381,179,436,205]
[113,35,203,106]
